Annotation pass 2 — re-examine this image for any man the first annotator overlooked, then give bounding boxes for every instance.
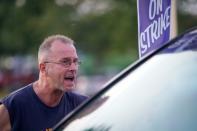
[0,35,88,130]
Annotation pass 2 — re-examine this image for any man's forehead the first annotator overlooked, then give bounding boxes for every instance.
[48,41,77,58]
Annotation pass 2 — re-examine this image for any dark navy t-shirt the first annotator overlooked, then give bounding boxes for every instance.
[0,83,87,131]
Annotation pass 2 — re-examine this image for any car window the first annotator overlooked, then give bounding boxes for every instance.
[54,28,197,131]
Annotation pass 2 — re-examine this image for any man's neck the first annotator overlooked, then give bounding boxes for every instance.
[33,81,64,107]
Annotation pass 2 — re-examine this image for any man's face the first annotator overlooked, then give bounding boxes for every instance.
[44,40,79,92]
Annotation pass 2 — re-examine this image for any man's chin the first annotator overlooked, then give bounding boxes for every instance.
[62,84,75,92]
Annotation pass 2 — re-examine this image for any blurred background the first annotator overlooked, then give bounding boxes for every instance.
[0,0,196,97]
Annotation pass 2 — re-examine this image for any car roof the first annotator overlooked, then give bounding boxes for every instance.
[53,26,197,130]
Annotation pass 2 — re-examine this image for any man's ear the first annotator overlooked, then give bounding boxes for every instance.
[39,63,46,73]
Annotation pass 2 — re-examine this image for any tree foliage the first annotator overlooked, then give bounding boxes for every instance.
[0,0,196,74]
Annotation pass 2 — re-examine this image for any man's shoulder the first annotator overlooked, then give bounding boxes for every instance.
[1,84,33,105]
[64,91,88,106]
[65,91,88,100]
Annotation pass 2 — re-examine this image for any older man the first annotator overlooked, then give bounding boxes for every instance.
[0,35,88,131]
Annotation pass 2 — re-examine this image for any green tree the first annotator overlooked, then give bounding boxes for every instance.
[0,0,196,75]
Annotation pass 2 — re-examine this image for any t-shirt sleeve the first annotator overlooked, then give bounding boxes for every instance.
[1,94,20,127]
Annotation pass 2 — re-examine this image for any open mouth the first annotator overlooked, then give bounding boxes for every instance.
[64,75,74,81]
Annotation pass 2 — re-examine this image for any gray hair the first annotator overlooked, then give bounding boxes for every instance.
[38,34,74,63]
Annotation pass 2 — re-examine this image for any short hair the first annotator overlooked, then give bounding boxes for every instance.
[38,34,74,63]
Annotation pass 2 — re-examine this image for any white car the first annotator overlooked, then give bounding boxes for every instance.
[54,27,197,131]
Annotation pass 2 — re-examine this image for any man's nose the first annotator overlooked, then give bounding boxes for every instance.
[68,62,78,70]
